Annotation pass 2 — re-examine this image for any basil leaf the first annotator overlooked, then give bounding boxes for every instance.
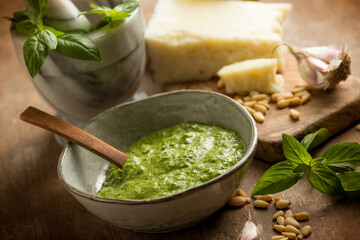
[301,128,330,151]
[15,20,39,36]
[4,10,29,23]
[321,142,360,173]
[282,134,312,167]
[338,172,360,192]
[107,11,130,21]
[293,163,309,173]
[114,1,140,13]
[23,34,48,78]
[78,9,110,17]
[25,0,48,23]
[37,29,57,50]
[56,33,101,61]
[306,163,346,196]
[252,161,303,195]
[43,25,64,37]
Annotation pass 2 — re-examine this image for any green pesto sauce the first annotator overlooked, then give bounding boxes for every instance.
[97,122,245,200]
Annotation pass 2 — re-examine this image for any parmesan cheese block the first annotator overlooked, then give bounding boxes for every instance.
[217,58,284,94]
[145,0,291,83]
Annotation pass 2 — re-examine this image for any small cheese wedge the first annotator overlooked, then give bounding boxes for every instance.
[146,0,291,83]
[217,58,284,94]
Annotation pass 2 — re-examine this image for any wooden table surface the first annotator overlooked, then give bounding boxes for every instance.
[1,0,359,239]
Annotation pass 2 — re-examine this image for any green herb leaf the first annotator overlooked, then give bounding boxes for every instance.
[106,11,130,21]
[79,1,138,23]
[282,134,312,167]
[43,25,64,37]
[252,161,303,195]
[23,34,48,78]
[306,163,346,196]
[56,33,101,61]
[25,0,48,24]
[338,172,360,192]
[15,20,39,36]
[301,128,330,151]
[3,10,29,23]
[37,29,57,50]
[114,1,140,13]
[293,163,309,173]
[321,142,360,173]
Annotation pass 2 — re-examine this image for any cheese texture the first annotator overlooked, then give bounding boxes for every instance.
[145,0,291,83]
[217,58,284,94]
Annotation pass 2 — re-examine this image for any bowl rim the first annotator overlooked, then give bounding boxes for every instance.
[57,90,258,205]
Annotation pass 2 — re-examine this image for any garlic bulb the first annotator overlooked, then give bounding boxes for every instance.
[237,211,262,240]
[283,43,351,90]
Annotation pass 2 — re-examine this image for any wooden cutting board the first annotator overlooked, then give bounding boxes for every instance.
[161,54,360,162]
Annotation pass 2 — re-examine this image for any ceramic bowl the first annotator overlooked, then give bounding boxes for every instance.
[58,90,258,232]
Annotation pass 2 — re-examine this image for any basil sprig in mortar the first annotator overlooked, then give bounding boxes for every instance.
[5,0,140,78]
[252,128,360,196]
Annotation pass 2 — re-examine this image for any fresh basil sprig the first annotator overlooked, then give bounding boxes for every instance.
[79,1,139,29]
[5,0,101,78]
[252,128,360,196]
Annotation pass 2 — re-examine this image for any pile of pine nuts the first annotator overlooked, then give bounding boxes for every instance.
[232,85,312,123]
[228,189,312,239]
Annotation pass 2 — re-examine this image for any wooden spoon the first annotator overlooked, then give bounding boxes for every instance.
[20,106,129,168]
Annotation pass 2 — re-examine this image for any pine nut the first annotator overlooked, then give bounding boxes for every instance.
[228,196,246,207]
[257,194,273,202]
[294,90,309,98]
[281,92,294,99]
[271,93,282,102]
[284,217,300,228]
[235,188,247,197]
[285,225,300,234]
[254,104,267,114]
[249,91,259,96]
[254,199,269,208]
[289,109,300,120]
[244,106,256,115]
[285,210,293,218]
[277,216,285,225]
[273,210,284,220]
[244,101,257,108]
[294,212,309,221]
[289,97,301,107]
[245,197,252,203]
[274,197,282,203]
[276,200,291,209]
[274,224,286,232]
[291,86,306,94]
[253,111,265,123]
[243,96,252,101]
[277,99,290,109]
[257,100,270,109]
[300,93,311,104]
[282,232,297,239]
[271,236,287,240]
[302,225,311,237]
[234,96,244,105]
[356,124,360,131]
[252,94,267,101]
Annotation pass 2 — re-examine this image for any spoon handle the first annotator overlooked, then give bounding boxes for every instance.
[20,106,128,168]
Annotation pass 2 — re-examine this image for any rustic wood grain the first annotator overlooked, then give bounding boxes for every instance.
[0,0,360,240]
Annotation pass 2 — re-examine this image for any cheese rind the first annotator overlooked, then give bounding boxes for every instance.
[217,58,284,94]
[146,0,291,83]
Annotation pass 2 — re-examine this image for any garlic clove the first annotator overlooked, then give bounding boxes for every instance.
[237,211,262,240]
[303,46,339,63]
[281,43,351,91]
